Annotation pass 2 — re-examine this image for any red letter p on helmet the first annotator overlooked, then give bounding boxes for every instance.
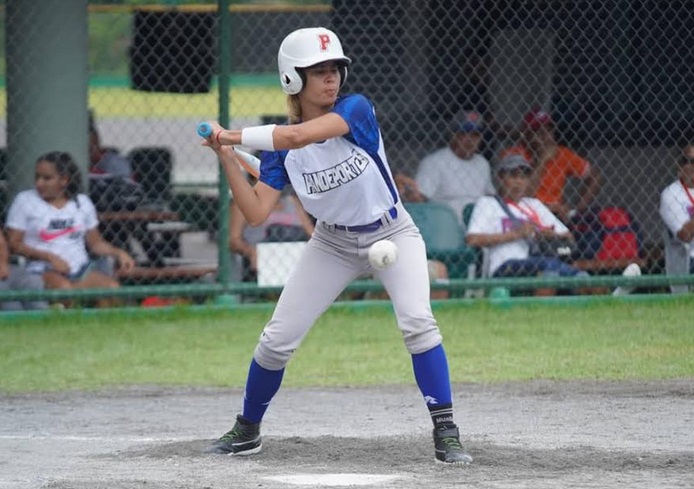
[318,34,331,51]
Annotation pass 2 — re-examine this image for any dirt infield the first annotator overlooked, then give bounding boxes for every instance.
[1,380,693,488]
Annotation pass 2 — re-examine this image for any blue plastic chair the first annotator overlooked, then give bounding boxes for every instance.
[403,202,478,279]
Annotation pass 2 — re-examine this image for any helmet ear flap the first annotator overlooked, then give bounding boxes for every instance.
[280,68,303,95]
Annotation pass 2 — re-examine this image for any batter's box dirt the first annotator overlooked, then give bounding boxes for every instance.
[3,381,694,489]
[116,435,694,487]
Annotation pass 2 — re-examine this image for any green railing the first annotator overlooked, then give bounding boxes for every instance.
[1,274,692,304]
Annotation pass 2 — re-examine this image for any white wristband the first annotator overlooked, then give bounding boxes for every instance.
[241,124,276,151]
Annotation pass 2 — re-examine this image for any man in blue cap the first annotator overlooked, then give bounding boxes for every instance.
[396,111,496,225]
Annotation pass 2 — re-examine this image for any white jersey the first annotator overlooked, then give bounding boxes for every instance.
[257,94,399,226]
[466,195,569,275]
[416,147,496,224]
[659,179,694,259]
[5,189,99,275]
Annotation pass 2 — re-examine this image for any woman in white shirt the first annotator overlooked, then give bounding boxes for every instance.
[466,154,580,278]
[5,151,135,307]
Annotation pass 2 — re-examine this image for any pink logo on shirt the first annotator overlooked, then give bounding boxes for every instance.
[39,226,80,241]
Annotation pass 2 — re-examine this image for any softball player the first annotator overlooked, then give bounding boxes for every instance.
[201,27,472,465]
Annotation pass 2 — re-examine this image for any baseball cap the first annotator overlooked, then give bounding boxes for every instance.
[497,153,532,173]
[522,108,553,130]
[456,111,484,133]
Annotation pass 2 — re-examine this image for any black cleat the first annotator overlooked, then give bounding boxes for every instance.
[206,415,262,456]
[433,425,473,465]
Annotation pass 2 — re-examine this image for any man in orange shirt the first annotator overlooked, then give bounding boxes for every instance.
[501,109,601,224]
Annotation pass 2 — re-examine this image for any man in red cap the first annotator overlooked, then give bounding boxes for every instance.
[500,108,601,224]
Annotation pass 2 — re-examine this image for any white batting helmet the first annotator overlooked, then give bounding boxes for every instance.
[278,27,352,95]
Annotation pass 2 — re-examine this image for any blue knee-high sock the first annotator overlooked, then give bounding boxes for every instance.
[411,344,454,426]
[242,359,285,423]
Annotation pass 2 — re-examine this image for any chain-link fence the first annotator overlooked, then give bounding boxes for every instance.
[1,1,693,310]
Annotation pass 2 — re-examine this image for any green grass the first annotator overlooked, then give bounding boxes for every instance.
[1,298,693,393]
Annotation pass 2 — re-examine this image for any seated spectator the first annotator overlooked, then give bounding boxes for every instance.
[500,108,602,224]
[395,111,496,225]
[88,115,141,206]
[88,114,133,180]
[659,141,694,274]
[0,229,48,311]
[5,151,136,308]
[230,187,314,282]
[87,114,144,254]
[466,154,639,296]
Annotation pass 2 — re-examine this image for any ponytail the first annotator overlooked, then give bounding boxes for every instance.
[286,94,302,124]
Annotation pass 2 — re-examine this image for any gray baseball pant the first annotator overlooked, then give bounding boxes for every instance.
[254,202,443,371]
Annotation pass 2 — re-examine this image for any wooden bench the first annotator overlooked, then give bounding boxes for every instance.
[99,209,194,267]
[98,209,180,223]
[98,209,191,233]
[573,257,648,273]
[116,265,217,285]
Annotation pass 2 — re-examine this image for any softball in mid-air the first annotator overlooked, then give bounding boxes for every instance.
[368,239,398,270]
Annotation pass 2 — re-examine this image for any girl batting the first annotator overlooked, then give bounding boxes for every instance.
[201,27,472,465]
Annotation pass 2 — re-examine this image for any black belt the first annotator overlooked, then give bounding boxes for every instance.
[333,207,398,233]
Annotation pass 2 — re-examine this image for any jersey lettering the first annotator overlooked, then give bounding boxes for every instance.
[302,149,369,194]
[318,33,331,51]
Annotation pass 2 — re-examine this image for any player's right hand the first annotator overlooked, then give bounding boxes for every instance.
[216,144,238,161]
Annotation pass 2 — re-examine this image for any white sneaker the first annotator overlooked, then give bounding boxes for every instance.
[613,263,641,296]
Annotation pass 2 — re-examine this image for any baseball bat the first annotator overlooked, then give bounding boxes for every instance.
[196,122,213,138]
[233,147,261,178]
[197,122,260,177]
